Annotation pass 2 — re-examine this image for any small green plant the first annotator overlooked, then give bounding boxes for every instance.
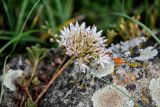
[26,44,48,65]
[26,44,48,86]
[15,44,49,104]
[24,98,36,107]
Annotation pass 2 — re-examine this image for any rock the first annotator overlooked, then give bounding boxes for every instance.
[1,37,160,107]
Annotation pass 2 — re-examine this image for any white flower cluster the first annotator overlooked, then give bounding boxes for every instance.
[149,77,160,107]
[92,85,134,107]
[58,22,112,75]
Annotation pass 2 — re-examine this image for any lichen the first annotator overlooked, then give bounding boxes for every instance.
[92,85,134,107]
[134,46,158,61]
[3,69,23,91]
[90,61,114,77]
[149,77,160,107]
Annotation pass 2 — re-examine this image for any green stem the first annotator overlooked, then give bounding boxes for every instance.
[25,61,38,100]
[29,61,38,84]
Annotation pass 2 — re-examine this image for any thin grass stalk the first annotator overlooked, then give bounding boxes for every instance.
[11,0,41,54]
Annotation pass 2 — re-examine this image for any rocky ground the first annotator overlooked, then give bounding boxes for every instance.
[0,36,160,107]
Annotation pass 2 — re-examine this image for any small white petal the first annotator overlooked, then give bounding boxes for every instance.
[92,26,97,33]
[86,26,91,31]
[96,30,102,36]
[69,23,75,30]
[75,22,79,28]
[80,23,86,29]
[60,30,66,35]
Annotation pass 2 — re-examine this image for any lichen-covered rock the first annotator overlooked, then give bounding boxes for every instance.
[134,46,158,61]
[3,69,23,91]
[1,37,160,107]
[92,85,134,107]
[149,77,160,107]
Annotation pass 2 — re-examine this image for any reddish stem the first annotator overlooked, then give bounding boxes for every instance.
[35,58,72,103]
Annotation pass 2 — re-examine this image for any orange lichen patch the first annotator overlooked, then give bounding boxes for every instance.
[112,57,125,66]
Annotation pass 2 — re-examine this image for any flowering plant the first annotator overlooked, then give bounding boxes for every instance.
[36,22,112,103]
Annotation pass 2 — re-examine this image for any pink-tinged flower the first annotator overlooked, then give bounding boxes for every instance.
[58,22,111,73]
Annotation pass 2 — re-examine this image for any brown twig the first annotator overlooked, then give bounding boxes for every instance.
[24,86,32,100]
[20,95,25,107]
[23,61,38,101]
[56,55,67,71]
[35,58,73,103]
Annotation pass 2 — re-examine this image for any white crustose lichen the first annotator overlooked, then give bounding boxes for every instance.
[149,77,160,107]
[58,22,112,75]
[134,46,158,61]
[3,69,23,91]
[92,85,134,107]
